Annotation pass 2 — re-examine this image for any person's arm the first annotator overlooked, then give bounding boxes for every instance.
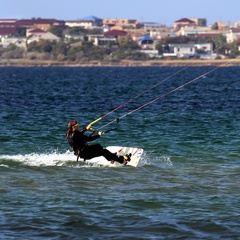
[82,133,100,142]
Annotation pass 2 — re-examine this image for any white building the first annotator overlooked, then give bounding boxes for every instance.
[27,32,60,44]
[93,37,116,46]
[65,16,102,29]
[226,28,240,43]
[164,44,196,58]
[177,26,211,36]
[1,37,27,48]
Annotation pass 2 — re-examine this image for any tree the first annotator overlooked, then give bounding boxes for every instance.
[27,40,54,53]
[225,41,239,58]
[212,22,219,30]
[214,34,227,54]
[155,41,164,55]
[16,26,27,37]
[48,26,63,37]
[66,27,86,35]
[118,36,140,50]
[2,44,24,59]
[53,42,68,57]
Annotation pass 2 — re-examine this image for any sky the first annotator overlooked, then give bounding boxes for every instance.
[1,0,239,26]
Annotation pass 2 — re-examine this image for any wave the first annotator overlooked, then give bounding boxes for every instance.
[0,150,77,168]
[0,150,148,168]
[0,150,172,169]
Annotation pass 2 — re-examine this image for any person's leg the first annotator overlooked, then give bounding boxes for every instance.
[81,145,129,165]
[81,144,104,160]
[102,149,125,164]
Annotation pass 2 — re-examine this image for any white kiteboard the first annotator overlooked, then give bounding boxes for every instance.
[78,146,144,167]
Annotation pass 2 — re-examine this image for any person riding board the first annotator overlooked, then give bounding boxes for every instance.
[66,120,131,165]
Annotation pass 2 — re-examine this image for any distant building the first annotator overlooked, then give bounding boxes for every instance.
[26,28,46,37]
[104,29,127,38]
[177,26,211,37]
[27,31,60,44]
[137,35,154,46]
[163,43,214,58]
[0,22,17,38]
[194,43,213,53]
[174,18,207,30]
[103,19,142,29]
[164,43,196,58]
[16,18,65,31]
[0,19,17,23]
[94,37,117,46]
[226,28,240,43]
[190,18,207,27]
[1,37,26,48]
[141,22,162,28]
[217,21,230,30]
[233,21,240,28]
[174,18,196,30]
[65,16,102,29]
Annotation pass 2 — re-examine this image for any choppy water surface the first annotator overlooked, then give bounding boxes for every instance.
[0,66,240,239]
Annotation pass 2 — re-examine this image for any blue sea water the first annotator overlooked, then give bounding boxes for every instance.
[0,66,240,239]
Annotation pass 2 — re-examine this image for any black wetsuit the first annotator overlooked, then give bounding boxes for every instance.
[68,130,124,163]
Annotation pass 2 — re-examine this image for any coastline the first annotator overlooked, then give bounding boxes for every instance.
[1,58,240,67]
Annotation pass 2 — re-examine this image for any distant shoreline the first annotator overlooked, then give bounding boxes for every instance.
[1,58,240,67]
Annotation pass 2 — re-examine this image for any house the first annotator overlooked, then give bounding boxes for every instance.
[81,16,102,27]
[163,43,214,58]
[91,30,128,46]
[65,34,85,42]
[26,28,46,37]
[189,18,207,27]
[174,18,196,30]
[16,18,65,31]
[0,22,17,38]
[226,28,240,43]
[138,35,154,44]
[149,28,173,40]
[163,43,196,58]
[194,43,213,53]
[27,32,60,44]
[1,37,27,48]
[102,19,141,29]
[104,30,127,38]
[177,26,211,37]
[137,35,154,49]
[94,37,117,46]
[217,21,230,30]
[65,16,102,29]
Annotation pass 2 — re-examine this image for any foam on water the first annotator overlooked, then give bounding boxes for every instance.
[0,150,76,167]
[0,150,150,168]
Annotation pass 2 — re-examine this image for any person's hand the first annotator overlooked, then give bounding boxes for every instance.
[86,124,92,130]
[98,131,105,136]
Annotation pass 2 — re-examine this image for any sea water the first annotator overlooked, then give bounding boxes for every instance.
[0,66,239,239]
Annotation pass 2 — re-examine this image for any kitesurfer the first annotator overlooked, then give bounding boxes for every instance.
[66,120,131,165]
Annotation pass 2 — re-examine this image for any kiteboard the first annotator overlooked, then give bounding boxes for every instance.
[78,146,144,167]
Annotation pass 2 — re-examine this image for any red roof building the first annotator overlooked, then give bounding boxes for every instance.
[26,28,47,37]
[0,22,17,37]
[16,18,65,30]
[104,30,127,38]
